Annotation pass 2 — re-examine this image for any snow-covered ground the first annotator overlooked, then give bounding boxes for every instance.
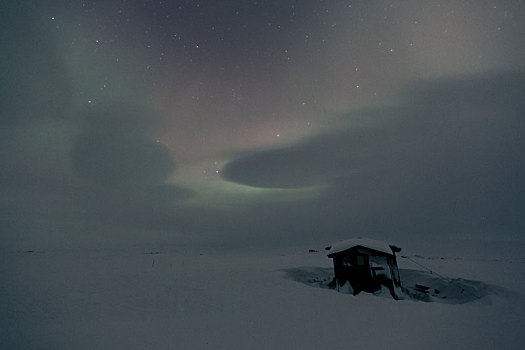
[1,237,524,349]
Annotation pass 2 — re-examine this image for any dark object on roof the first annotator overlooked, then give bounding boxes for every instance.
[326,238,403,299]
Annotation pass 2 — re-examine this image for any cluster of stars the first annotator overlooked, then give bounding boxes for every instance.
[42,0,521,166]
[203,161,223,179]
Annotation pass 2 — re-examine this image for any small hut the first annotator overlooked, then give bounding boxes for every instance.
[326,237,403,299]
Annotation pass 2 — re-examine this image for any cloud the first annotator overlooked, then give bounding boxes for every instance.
[70,104,195,223]
[0,102,194,248]
[72,105,175,189]
[222,70,525,237]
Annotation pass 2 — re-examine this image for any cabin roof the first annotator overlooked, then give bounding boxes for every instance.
[326,237,400,257]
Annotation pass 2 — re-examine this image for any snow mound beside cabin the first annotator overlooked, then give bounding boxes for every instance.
[283,267,516,304]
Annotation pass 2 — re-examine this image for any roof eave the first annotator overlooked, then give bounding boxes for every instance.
[327,245,396,258]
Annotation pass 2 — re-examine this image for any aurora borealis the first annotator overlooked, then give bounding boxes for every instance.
[1,1,524,248]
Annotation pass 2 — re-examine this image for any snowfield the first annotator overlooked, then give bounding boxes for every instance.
[1,237,524,349]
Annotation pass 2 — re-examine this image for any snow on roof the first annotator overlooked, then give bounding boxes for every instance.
[326,237,400,257]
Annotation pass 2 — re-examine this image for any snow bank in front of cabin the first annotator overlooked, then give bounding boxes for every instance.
[1,238,524,349]
[284,265,516,304]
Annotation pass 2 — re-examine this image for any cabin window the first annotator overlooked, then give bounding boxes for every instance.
[356,255,365,266]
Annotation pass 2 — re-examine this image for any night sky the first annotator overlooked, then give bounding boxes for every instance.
[1,1,524,249]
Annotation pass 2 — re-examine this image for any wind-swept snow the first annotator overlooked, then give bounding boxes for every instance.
[1,238,524,349]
